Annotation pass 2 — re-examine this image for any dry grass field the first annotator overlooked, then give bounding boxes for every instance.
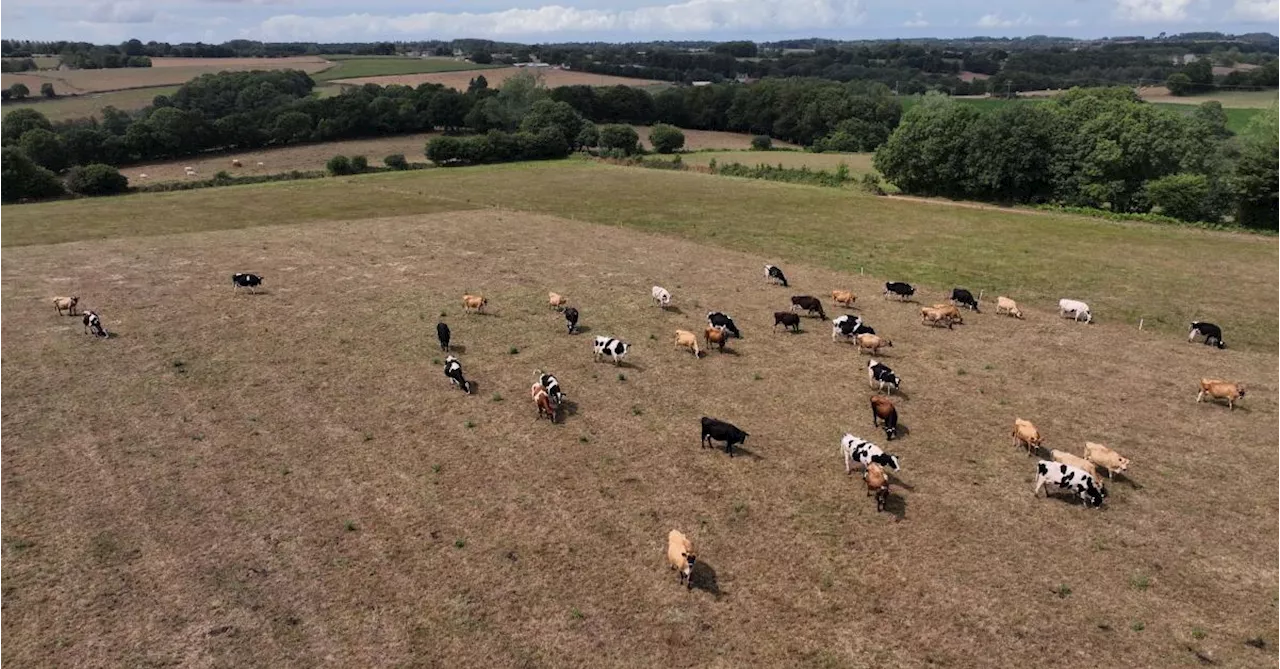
[1136,86,1278,108]
[657,150,872,172]
[2,165,1276,667]
[633,128,798,152]
[333,67,663,91]
[0,56,332,95]
[2,86,180,122]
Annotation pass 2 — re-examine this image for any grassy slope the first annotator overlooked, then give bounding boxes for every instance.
[4,162,1274,349]
[313,56,502,82]
[2,86,180,121]
[657,150,877,173]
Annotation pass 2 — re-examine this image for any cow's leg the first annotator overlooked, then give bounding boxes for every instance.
[1196,390,1205,403]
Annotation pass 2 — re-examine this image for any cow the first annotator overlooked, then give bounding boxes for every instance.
[53,296,79,316]
[701,417,748,457]
[841,433,901,474]
[82,311,107,338]
[232,273,263,292]
[1197,379,1245,410]
[1049,449,1100,480]
[950,288,979,312]
[436,322,451,352]
[996,296,1024,319]
[667,530,696,589]
[706,312,741,338]
[831,290,856,308]
[883,282,915,301]
[867,359,900,394]
[920,306,957,329]
[1187,322,1226,349]
[548,292,568,310]
[651,286,671,307]
[531,383,556,422]
[790,295,827,320]
[231,159,243,168]
[773,311,801,332]
[831,314,864,342]
[1083,442,1130,480]
[675,330,700,358]
[864,463,891,512]
[443,355,473,393]
[564,307,580,334]
[1058,299,1092,323]
[536,370,566,406]
[1011,418,1042,454]
[593,336,628,365]
[870,395,899,440]
[704,326,729,352]
[462,294,487,314]
[856,334,892,355]
[1034,460,1107,508]
[765,264,788,287]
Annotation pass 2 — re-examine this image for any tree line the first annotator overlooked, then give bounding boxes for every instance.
[873,89,1277,228]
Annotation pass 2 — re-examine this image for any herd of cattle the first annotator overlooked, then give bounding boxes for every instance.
[48,264,1248,591]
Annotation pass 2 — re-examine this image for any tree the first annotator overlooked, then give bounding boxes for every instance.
[1144,173,1223,222]
[575,122,599,149]
[39,82,55,98]
[467,75,488,93]
[8,83,29,100]
[65,163,129,196]
[598,124,640,154]
[426,136,463,163]
[272,111,313,143]
[384,154,409,170]
[1191,101,1230,138]
[1,147,65,202]
[873,99,980,197]
[326,155,353,175]
[520,99,584,146]
[1166,73,1194,96]
[1233,105,1279,229]
[471,52,493,64]
[647,124,685,154]
[750,135,772,150]
[1,108,52,145]
[143,106,206,157]
[350,155,368,172]
[18,128,68,172]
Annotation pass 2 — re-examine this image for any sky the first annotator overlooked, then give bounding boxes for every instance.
[1,0,1276,44]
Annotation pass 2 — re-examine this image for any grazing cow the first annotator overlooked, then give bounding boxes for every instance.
[883,282,915,301]
[443,355,472,393]
[950,288,980,312]
[706,312,741,338]
[870,395,899,440]
[920,306,958,329]
[462,294,487,314]
[667,530,696,589]
[1050,449,1100,480]
[704,326,728,352]
[831,314,863,342]
[83,311,107,338]
[773,311,801,332]
[790,295,827,320]
[651,286,671,307]
[841,433,901,474]
[864,463,891,512]
[1083,442,1130,479]
[138,173,149,179]
[564,307,580,334]
[256,161,265,167]
[436,322,451,352]
[831,290,856,308]
[53,296,79,316]
[548,292,568,310]
[531,383,556,422]
[1058,299,1092,323]
[764,264,788,287]
[1011,418,1042,454]
[1197,378,1245,410]
[593,336,628,365]
[996,296,1024,319]
[867,359,901,394]
[929,304,965,324]
[231,159,243,168]
[1187,322,1226,349]
[856,333,892,355]
[232,273,263,292]
[701,417,748,457]
[1034,460,1107,508]
[674,329,700,358]
[536,371,566,405]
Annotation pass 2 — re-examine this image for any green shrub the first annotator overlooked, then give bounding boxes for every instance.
[326,154,353,175]
[860,172,885,195]
[751,135,773,151]
[1,147,65,202]
[1145,173,1227,223]
[384,153,408,170]
[65,163,128,196]
[576,122,599,149]
[7,83,29,100]
[18,129,67,172]
[648,124,685,154]
[39,83,55,98]
[598,124,640,155]
[350,155,369,173]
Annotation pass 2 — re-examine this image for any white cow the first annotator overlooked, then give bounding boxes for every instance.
[1058,299,1092,323]
[651,286,671,307]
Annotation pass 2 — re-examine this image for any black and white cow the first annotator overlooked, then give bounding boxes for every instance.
[1034,460,1107,508]
[443,355,473,393]
[764,264,788,287]
[1187,321,1225,349]
[593,336,628,365]
[83,311,108,338]
[436,322,451,352]
[950,288,980,312]
[883,281,914,301]
[232,273,263,292]
[701,417,748,457]
[538,371,565,405]
[564,307,580,334]
[707,312,742,339]
[790,295,827,320]
[832,314,862,342]
[867,359,901,394]
[841,433,901,474]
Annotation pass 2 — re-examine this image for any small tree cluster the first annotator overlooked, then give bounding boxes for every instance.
[597,124,640,155]
[383,153,409,170]
[426,129,570,166]
[65,163,128,196]
[750,135,772,151]
[1,147,64,202]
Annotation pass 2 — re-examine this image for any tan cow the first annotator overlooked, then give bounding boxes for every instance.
[995,296,1024,319]
[666,530,696,589]
[920,306,957,329]
[1011,418,1042,454]
[831,290,857,308]
[1050,449,1100,480]
[531,382,556,422]
[674,329,700,357]
[548,292,568,310]
[856,333,892,355]
[704,326,728,352]
[864,462,890,512]
[462,294,487,314]
[1083,442,1130,479]
[1197,378,1245,410]
[930,304,964,324]
[53,296,79,316]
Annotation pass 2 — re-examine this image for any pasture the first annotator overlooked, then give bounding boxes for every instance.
[332,67,664,91]
[2,85,180,122]
[0,56,332,95]
[655,149,873,173]
[2,164,1276,667]
[312,55,502,83]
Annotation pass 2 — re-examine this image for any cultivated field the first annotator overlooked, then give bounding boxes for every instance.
[0,56,332,95]
[313,55,501,82]
[2,165,1276,667]
[2,85,180,122]
[1136,86,1278,108]
[333,67,664,91]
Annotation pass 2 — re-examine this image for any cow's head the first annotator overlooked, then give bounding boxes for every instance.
[1085,481,1107,507]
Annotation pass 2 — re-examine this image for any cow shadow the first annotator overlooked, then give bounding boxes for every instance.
[614,360,644,371]
[463,380,480,395]
[569,324,592,334]
[883,490,908,520]
[709,347,740,357]
[690,560,723,598]
[445,344,467,354]
[559,399,580,418]
[1104,472,1139,490]
[237,289,271,296]
[726,444,763,461]
[661,305,684,315]
[883,389,911,401]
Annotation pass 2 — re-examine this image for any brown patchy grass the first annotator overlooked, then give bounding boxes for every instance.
[2,208,1275,667]
[0,57,332,95]
[3,86,180,122]
[333,67,662,90]
[632,127,798,151]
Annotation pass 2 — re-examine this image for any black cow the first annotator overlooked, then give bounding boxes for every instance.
[443,355,473,394]
[564,307,580,334]
[1188,321,1225,349]
[790,295,826,320]
[83,311,108,338]
[764,264,788,287]
[950,288,980,312]
[883,282,914,301]
[773,311,801,332]
[701,417,749,457]
[436,322,451,352]
[707,312,742,338]
[232,273,263,292]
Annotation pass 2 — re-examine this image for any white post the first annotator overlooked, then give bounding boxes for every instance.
[1138,319,1144,331]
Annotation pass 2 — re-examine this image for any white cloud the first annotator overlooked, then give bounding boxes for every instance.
[1112,0,1192,22]
[248,0,866,40]
[903,11,927,26]
[975,12,1032,27]
[86,0,155,23]
[1232,0,1278,20]
[1064,18,1082,26]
